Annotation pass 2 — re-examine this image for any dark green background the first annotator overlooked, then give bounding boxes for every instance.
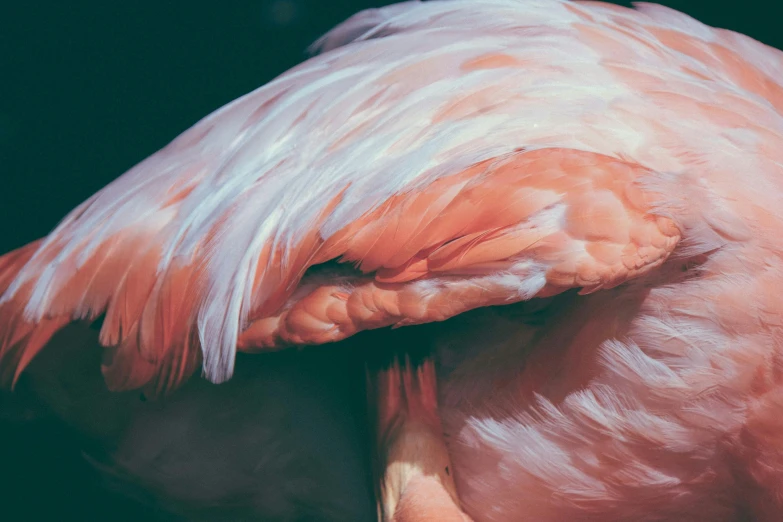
[0,1,776,520]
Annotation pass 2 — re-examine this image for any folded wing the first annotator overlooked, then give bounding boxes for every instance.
[23,0,783,394]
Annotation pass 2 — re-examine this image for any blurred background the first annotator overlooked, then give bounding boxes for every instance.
[0,0,777,519]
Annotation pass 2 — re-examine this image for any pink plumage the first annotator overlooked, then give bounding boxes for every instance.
[2,1,783,520]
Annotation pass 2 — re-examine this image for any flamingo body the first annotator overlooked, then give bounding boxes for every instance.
[3,1,783,520]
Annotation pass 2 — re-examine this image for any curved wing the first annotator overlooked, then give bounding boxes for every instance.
[236,148,680,349]
[4,0,780,393]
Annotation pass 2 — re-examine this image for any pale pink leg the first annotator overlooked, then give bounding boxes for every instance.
[367,356,472,522]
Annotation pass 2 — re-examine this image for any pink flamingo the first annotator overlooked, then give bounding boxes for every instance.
[2,1,783,520]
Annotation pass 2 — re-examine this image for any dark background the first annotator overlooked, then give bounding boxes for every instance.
[0,1,777,520]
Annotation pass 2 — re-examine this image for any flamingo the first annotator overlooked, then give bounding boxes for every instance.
[2,0,783,520]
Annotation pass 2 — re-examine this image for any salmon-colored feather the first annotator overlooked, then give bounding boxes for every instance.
[100,332,158,392]
[0,240,42,289]
[0,242,70,387]
[99,243,162,347]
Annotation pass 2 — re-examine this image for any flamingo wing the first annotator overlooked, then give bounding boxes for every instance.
[4,0,782,395]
